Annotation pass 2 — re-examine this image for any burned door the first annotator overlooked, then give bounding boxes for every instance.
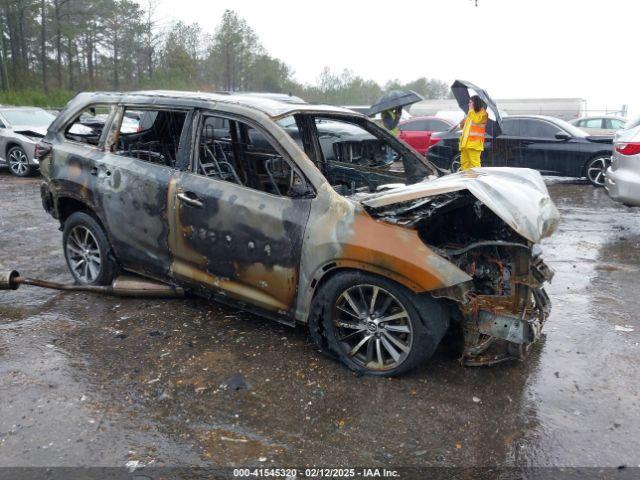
[169,112,313,315]
[96,106,191,279]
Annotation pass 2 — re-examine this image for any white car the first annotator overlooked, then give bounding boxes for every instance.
[570,116,626,136]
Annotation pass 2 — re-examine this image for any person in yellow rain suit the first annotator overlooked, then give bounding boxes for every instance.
[381,106,403,136]
[458,95,488,170]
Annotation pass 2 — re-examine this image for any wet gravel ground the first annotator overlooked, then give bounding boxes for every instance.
[0,168,639,471]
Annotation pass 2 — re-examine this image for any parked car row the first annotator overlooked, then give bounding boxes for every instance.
[2,100,639,207]
[393,110,638,205]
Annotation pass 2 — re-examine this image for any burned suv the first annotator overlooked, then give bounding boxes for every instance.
[38,91,559,376]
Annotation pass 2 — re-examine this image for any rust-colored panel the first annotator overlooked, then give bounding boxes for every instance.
[341,210,455,292]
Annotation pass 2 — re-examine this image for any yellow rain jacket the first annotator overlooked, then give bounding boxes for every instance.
[459,108,488,151]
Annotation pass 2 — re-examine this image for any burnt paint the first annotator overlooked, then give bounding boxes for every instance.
[169,171,311,314]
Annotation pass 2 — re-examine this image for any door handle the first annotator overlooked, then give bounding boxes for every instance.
[177,192,204,208]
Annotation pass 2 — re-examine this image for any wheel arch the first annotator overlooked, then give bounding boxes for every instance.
[299,261,428,324]
[305,265,451,376]
[56,195,107,231]
[581,151,612,177]
[5,141,23,158]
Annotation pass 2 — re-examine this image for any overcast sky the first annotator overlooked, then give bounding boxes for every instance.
[153,0,639,114]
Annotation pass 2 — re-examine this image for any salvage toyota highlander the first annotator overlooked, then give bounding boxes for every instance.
[37,91,559,376]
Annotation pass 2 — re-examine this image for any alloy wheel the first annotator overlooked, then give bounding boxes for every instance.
[333,284,413,371]
[8,148,29,176]
[587,156,609,186]
[65,225,102,283]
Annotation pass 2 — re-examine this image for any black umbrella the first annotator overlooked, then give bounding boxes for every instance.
[451,80,502,136]
[366,90,424,117]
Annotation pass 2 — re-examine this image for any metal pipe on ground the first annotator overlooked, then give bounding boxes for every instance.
[0,270,185,298]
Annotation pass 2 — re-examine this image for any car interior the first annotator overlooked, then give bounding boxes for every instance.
[115,108,186,167]
[194,114,308,197]
[281,114,416,196]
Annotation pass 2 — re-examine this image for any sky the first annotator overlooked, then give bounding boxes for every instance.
[151,0,640,116]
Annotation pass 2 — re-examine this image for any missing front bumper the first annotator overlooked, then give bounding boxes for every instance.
[460,286,551,367]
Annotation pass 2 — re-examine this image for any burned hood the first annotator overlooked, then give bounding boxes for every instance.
[360,167,560,243]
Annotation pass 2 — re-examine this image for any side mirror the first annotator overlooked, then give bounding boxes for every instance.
[555,131,571,140]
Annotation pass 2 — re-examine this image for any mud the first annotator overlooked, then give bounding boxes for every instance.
[1,169,639,469]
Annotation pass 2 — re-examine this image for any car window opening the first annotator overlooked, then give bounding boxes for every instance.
[114,108,186,168]
[65,105,113,146]
[280,114,435,196]
[196,114,308,198]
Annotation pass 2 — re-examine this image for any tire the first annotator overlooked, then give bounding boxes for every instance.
[450,154,461,173]
[7,146,34,177]
[585,155,610,187]
[62,212,117,285]
[311,271,449,377]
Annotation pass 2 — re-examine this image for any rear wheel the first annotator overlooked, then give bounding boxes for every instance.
[585,155,610,187]
[312,271,448,376]
[63,212,117,285]
[7,146,33,177]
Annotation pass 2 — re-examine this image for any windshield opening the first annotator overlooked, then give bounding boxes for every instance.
[278,113,437,196]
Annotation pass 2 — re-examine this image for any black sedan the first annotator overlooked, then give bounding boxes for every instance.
[426,115,614,186]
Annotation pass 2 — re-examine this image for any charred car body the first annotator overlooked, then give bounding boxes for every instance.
[37,91,559,376]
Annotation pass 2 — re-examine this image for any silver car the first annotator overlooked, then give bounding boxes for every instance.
[605,118,640,207]
[570,116,626,136]
[0,107,57,176]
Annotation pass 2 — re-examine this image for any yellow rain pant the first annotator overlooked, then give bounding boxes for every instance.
[460,148,482,171]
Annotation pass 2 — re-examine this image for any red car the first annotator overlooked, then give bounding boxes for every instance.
[398,116,455,155]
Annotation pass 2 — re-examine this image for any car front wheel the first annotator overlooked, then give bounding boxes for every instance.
[7,146,33,177]
[585,155,610,187]
[63,212,117,285]
[312,271,449,376]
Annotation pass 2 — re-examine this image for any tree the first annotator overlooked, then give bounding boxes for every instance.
[0,5,452,108]
[101,0,143,89]
[157,21,202,88]
[206,9,263,91]
[385,77,449,100]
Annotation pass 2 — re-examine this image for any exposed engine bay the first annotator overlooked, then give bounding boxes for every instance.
[362,189,555,366]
